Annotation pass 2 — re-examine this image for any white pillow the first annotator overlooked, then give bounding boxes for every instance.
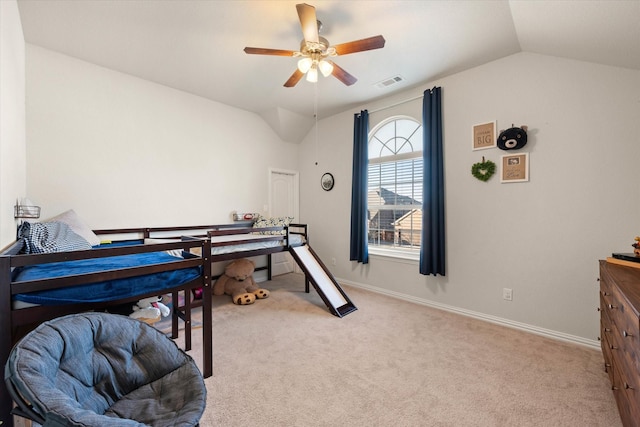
[44,209,101,246]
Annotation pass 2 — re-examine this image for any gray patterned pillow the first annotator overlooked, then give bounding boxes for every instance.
[252,216,293,235]
[19,221,92,254]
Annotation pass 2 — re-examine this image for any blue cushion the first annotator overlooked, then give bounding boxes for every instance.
[6,312,206,426]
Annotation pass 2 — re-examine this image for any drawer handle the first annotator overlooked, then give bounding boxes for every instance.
[608,304,618,310]
[604,328,612,333]
[612,385,619,391]
[602,291,610,296]
[623,330,634,337]
[610,344,618,350]
[625,383,635,390]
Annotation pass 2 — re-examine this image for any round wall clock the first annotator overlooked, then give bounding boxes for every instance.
[321,173,334,191]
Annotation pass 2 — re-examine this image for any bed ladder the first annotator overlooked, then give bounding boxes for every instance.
[288,244,357,317]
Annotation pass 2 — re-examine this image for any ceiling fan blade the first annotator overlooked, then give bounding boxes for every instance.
[244,47,296,56]
[296,3,319,43]
[333,35,386,55]
[284,69,305,87]
[330,61,357,86]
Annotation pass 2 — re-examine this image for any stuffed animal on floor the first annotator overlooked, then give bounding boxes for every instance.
[213,258,270,305]
[130,296,171,324]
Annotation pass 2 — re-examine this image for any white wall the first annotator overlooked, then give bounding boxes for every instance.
[299,52,640,343]
[25,45,299,228]
[0,0,26,248]
[16,41,640,343]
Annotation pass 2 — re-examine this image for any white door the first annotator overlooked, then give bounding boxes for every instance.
[269,169,299,276]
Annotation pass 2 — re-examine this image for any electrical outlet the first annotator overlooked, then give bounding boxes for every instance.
[503,288,513,301]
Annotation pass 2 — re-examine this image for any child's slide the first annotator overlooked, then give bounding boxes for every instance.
[289,244,357,317]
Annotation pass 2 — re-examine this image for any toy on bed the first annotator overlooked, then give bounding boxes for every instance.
[213,258,270,305]
[130,296,171,324]
[632,236,640,256]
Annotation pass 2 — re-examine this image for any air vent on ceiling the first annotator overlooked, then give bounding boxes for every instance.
[375,75,404,89]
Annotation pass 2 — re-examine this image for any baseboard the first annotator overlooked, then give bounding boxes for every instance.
[338,277,600,350]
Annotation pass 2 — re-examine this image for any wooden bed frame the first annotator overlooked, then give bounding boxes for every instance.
[0,222,307,426]
[206,223,308,280]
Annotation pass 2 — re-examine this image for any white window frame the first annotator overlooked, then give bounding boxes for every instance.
[367,116,423,261]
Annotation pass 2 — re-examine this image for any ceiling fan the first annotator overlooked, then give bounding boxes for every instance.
[244,3,385,87]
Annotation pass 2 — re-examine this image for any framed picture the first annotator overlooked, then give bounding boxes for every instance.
[472,121,496,151]
[321,173,334,191]
[500,153,529,183]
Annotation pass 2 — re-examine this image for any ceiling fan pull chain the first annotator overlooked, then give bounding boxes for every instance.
[314,81,319,165]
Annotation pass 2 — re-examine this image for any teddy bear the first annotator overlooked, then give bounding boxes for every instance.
[129,296,171,324]
[213,258,270,305]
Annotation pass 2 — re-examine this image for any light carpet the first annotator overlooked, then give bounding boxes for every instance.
[173,273,620,427]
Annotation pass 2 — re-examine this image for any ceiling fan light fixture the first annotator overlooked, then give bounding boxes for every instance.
[306,65,318,83]
[318,59,333,77]
[244,3,385,88]
[297,57,313,73]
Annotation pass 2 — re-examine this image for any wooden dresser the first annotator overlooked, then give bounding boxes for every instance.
[600,260,640,426]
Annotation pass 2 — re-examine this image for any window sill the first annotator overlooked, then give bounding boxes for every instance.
[369,247,420,263]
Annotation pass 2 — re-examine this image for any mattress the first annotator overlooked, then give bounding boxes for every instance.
[209,233,304,255]
[12,244,201,307]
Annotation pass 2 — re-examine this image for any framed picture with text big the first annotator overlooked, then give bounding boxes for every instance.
[472,121,496,151]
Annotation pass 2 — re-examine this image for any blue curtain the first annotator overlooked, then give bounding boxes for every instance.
[350,110,369,264]
[420,87,445,276]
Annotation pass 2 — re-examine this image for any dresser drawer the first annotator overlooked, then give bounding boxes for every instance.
[601,275,614,301]
[601,294,613,328]
[612,365,635,427]
[601,283,615,312]
[610,321,625,358]
[618,349,640,427]
[620,323,640,374]
[600,265,615,295]
[609,282,640,370]
[619,348,640,391]
[601,323,614,384]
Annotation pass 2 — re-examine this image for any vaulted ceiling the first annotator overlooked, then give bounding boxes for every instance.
[17,0,640,142]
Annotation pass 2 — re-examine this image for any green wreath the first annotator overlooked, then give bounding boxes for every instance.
[471,159,496,182]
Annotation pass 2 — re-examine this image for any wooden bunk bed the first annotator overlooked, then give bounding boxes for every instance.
[0,221,308,426]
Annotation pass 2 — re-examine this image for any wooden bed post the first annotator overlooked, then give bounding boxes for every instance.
[1,255,15,426]
[201,237,213,378]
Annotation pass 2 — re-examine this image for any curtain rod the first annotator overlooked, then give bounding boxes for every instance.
[367,93,423,114]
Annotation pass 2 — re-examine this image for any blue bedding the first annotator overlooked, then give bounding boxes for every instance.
[13,244,201,306]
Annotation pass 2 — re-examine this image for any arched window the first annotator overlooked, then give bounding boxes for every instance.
[368,117,423,254]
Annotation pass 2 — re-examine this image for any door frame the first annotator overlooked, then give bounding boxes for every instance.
[268,168,300,274]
